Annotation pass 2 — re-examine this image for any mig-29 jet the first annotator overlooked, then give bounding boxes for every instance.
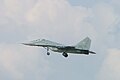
[22,37,96,58]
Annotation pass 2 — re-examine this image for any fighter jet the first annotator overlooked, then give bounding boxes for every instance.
[22,37,96,57]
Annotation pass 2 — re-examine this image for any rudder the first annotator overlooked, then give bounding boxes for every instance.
[75,37,91,50]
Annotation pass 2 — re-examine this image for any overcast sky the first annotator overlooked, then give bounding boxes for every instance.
[0,0,120,80]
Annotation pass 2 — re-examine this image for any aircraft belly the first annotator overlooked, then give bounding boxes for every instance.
[66,49,82,54]
[49,47,63,53]
[65,49,89,55]
[50,47,89,54]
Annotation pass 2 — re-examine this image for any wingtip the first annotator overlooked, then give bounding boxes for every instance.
[86,36,90,39]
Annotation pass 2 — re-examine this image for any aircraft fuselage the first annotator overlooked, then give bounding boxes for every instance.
[22,37,96,57]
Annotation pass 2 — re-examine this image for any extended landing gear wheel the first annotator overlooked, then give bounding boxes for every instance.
[62,52,68,57]
[46,47,50,56]
[47,52,50,55]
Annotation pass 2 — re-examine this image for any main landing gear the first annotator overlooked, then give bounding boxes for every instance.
[62,52,68,58]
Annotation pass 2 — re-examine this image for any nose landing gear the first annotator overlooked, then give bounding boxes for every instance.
[47,47,50,56]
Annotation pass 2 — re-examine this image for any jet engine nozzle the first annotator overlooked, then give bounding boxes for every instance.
[89,51,96,54]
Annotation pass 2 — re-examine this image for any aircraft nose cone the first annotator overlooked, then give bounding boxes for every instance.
[22,42,35,46]
[22,43,29,45]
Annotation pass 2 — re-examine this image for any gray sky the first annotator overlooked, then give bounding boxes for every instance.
[0,0,120,80]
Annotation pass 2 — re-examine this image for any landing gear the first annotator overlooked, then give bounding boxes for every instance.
[62,52,68,57]
[47,52,50,55]
[47,47,50,56]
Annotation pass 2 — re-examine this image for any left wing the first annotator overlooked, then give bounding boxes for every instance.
[23,39,64,48]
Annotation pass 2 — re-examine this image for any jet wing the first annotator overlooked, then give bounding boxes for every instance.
[23,39,65,48]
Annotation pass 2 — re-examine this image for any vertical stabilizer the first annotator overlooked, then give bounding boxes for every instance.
[75,37,91,50]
